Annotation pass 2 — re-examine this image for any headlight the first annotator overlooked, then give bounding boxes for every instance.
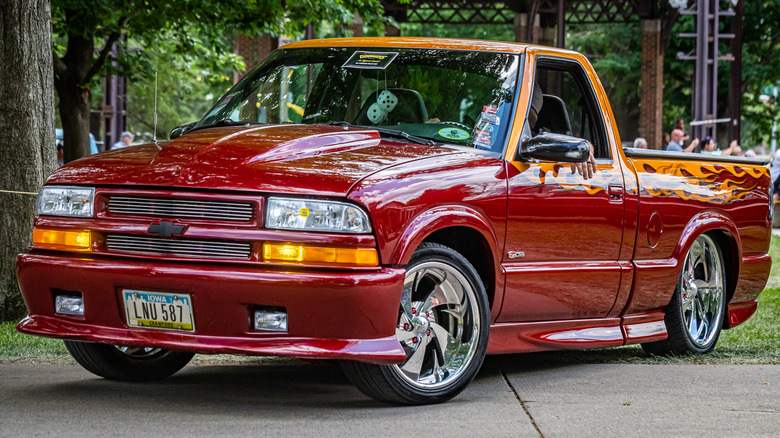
[266,197,371,233]
[36,186,95,217]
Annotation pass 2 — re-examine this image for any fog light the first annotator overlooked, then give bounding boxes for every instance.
[253,309,288,332]
[55,295,84,316]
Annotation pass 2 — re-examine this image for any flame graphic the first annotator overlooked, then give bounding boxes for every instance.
[511,159,768,204]
[632,159,769,204]
[511,163,608,195]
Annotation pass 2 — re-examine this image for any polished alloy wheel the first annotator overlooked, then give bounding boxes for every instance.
[391,260,480,389]
[340,243,489,404]
[641,233,727,356]
[679,234,725,347]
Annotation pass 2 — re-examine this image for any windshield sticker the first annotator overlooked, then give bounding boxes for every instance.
[480,112,500,125]
[475,121,494,132]
[474,131,493,149]
[438,127,470,141]
[342,51,399,70]
[483,105,498,114]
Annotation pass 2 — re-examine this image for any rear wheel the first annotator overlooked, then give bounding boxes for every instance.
[342,243,490,404]
[642,234,727,355]
[64,341,194,381]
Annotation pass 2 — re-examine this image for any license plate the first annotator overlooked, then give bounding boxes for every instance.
[123,290,195,331]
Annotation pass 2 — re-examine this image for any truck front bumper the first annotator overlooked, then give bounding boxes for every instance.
[16,252,407,364]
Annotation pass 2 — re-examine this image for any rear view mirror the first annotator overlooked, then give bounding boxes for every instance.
[520,132,590,163]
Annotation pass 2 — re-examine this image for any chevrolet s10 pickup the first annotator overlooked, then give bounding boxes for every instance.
[18,38,772,404]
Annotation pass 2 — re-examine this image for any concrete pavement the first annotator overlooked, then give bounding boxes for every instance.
[0,357,777,437]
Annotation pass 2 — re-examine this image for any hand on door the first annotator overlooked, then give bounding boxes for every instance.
[570,141,597,180]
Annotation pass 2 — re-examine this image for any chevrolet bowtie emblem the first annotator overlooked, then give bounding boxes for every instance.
[147,221,185,238]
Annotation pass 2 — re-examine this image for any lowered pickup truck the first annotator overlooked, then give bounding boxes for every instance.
[18,38,772,404]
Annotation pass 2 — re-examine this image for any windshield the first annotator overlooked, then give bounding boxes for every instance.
[196,46,521,153]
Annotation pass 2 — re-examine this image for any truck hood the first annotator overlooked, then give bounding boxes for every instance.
[48,125,460,197]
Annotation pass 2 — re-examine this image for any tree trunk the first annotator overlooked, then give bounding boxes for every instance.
[56,81,92,163]
[55,18,95,163]
[0,0,56,321]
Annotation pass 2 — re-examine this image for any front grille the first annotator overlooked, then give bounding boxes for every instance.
[108,196,254,222]
[106,235,252,260]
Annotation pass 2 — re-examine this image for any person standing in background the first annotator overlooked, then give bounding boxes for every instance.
[771,149,780,201]
[112,132,133,149]
[674,118,690,144]
[633,137,647,149]
[666,129,698,152]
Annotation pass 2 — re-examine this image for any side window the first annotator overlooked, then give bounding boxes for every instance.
[530,60,610,159]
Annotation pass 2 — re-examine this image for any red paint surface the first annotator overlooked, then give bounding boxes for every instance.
[16,39,772,362]
[725,301,758,329]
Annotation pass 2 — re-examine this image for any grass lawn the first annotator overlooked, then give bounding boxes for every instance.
[2,236,779,365]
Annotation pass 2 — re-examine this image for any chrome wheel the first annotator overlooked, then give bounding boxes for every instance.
[642,233,728,356]
[341,242,489,404]
[679,234,725,348]
[392,260,481,389]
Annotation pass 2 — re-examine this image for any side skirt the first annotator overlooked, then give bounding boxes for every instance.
[487,312,668,355]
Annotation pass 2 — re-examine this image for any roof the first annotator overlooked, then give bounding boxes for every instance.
[283,37,576,56]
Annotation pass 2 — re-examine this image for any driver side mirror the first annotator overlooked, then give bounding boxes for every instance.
[520,132,590,163]
[170,122,197,140]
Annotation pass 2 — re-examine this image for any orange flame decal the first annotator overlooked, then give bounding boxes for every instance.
[511,162,608,195]
[632,159,769,204]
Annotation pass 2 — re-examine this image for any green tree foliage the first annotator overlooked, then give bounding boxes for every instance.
[400,22,514,41]
[567,22,642,143]
[740,0,780,147]
[124,33,241,143]
[52,0,384,161]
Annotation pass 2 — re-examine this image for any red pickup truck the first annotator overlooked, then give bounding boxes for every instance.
[18,38,772,404]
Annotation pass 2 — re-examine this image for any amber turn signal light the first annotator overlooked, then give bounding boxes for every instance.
[263,243,379,266]
[32,228,92,251]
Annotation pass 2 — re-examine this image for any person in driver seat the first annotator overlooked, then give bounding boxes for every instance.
[527,81,596,180]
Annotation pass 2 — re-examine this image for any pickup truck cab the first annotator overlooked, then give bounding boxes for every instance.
[17,38,772,404]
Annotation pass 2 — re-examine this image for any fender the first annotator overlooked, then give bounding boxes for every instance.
[390,205,501,267]
[389,205,505,319]
[671,209,741,301]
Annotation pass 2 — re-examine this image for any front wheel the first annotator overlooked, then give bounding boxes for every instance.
[342,242,490,404]
[642,234,727,355]
[64,341,194,381]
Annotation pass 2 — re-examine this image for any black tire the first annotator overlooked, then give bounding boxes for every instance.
[341,242,490,404]
[64,341,194,381]
[642,234,727,355]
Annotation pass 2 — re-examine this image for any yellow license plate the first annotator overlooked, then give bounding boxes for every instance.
[123,290,195,331]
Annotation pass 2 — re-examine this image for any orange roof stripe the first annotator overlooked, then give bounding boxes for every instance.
[283,36,570,55]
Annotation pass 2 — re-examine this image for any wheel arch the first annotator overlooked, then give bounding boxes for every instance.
[673,210,741,307]
[389,206,502,320]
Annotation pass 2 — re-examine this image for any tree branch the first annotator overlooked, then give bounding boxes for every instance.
[82,14,132,84]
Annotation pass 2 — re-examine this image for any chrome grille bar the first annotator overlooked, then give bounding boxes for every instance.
[106,235,252,260]
[108,196,254,222]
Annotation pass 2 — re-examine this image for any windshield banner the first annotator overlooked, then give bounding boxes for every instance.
[342,51,398,70]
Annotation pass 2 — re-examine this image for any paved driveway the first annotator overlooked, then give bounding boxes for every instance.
[0,357,777,437]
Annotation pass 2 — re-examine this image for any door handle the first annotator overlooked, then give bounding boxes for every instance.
[608,184,624,203]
